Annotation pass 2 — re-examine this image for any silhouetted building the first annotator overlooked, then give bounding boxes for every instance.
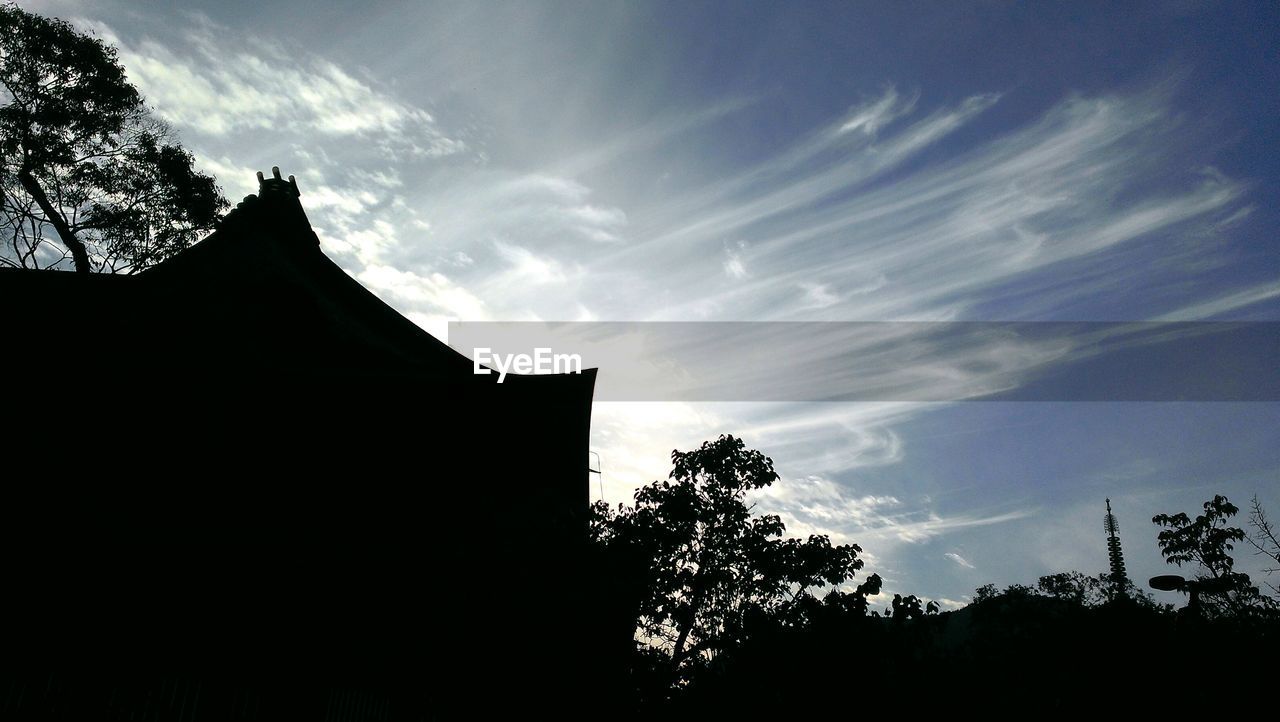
[3,169,597,718]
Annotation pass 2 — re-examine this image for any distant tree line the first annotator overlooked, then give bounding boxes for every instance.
[587,435,1278,713]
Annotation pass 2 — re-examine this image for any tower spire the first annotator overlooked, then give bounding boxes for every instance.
[1104,498,1129,598]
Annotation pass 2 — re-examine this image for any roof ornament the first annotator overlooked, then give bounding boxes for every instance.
[215,165,315,244]
[256,166,301,198]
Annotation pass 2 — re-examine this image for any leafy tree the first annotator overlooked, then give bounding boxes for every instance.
[589,435,867,684]
[1152,495,1274,618]
[1036,570,1162,608]
[887,593,928,621]
[0,4,226,274]
[1036,571,1111,606]
[815,572,882,618]
[972,582,999,604]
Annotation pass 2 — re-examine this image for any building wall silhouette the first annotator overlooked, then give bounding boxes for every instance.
[2,171,598,718]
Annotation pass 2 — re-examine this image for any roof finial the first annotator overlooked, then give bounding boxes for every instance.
[256,167,301,198]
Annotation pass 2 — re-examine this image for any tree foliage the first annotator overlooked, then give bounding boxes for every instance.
[1036,570,1161,607]
[1036,571,1113,606]
[0,3,225,273]
[1152,494,1274,618]
[589,435,868,683]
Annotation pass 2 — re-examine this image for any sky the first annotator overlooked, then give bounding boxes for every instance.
[29,0,1280,608]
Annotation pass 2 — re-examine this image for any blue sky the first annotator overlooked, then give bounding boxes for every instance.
[32,0,1279,607]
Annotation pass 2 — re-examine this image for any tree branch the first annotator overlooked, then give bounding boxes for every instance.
[17,168,89,273]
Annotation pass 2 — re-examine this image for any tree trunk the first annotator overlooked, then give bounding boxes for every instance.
[671,558,710,669]
[18,169,90,273]
[671,603,696,667]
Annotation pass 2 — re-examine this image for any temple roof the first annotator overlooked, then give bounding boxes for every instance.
[3,166,589,389]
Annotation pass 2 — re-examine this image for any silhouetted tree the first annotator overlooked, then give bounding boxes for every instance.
[887,593,927,622]
[1152,495,1274,618]
[0,4,226,273]
[1246,495,1280,598]
[1036,570,1161,607]
[969,574,1163,613]
[589,435,867,686]
[1037,571,1110,606]
[817,572,883,618]
[972,582,999,604]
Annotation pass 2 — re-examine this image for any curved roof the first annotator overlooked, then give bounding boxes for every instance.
[4,167,595,391]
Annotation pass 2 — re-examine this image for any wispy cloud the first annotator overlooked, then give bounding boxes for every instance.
[601,90,1244,325]
[1155,279,1280,320]
[78,17,464,157]
[749,467,1036,549]
[838,87,917,136]
[723,241,750,280]
[611,90,1003,275]
[357,263,490,321]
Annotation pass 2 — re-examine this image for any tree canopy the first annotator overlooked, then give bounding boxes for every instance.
[589,435,869,687]
[1153,494,1275,618]
[0,3,225,273]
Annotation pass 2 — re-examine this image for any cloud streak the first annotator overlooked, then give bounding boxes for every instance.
[79,17,465,157]
[749,470,1037,548]
[599,90,1244,326]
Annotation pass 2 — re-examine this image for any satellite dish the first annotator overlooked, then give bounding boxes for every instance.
[1149,574,1185,592]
